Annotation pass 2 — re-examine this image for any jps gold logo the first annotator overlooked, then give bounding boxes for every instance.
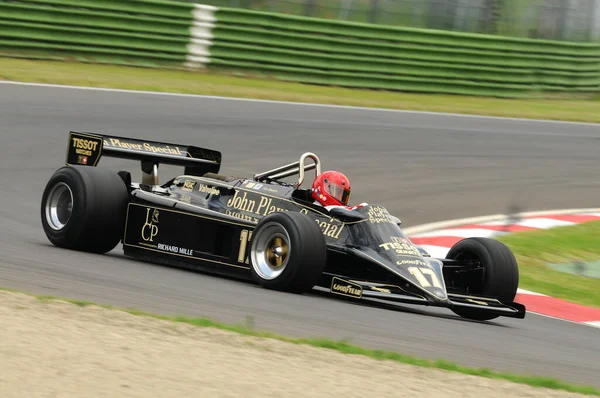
[182,180,196,192]
[141,208,159,242]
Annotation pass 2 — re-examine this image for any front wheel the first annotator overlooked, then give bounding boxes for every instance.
[249,212,327,294]
[445,237,519,321]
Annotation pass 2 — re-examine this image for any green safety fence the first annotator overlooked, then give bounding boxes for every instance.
[207,7,600,97]
[0,0,598,97]
[0,0,194,67]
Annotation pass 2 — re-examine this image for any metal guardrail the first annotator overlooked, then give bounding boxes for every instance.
[207,6,600,97]
[176,0,600,42]
[0,0,193,66]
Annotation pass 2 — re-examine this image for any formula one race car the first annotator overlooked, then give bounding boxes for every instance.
[41,132,526,321]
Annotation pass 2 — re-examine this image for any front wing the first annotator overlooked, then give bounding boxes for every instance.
[319,275,526,319]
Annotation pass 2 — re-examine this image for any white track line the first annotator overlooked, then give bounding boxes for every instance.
[516,289,547,296]
[410,228,508,239]
[498,218,574,229]
[524,312,600,327]
[403,208,600,235]
[1,80,600,126]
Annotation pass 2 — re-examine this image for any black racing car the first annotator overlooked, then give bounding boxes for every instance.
[40,131,525,321]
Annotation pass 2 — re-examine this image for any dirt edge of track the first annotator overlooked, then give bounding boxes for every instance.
[1,290,590,398]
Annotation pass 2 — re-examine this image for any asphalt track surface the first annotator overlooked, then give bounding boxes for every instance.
[1,83,599,388]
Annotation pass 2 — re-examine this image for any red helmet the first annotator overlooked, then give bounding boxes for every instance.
[312,171,351,207]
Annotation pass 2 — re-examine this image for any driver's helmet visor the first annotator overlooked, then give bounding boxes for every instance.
[326,182,350,205]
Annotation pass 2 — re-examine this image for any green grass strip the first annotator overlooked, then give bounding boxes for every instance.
[496,220,600,308]
[1,287,599,395]
[0,58,599,122]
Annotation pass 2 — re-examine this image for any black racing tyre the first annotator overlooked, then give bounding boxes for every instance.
[445,237,519,321]
[40,165,129,254]
[249,211,327,294]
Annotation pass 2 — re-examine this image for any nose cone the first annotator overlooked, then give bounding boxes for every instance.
[392,255,449,302]
[370,237,448,301]
[342,204,449,302]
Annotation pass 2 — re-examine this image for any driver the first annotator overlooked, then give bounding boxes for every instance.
[311,170,366,210]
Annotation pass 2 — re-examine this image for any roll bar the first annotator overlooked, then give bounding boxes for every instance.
[254,152,322,188]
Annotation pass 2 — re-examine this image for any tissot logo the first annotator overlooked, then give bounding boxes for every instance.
[379,238,421,257]
[71,135,100,157]
[141,208,159,242]
[72,137,99,151]
[67,133,102,167]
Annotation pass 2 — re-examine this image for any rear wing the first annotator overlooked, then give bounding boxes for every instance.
[66,131,221,184]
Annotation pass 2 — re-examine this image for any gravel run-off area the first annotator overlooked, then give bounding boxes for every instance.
[0,290,590,398]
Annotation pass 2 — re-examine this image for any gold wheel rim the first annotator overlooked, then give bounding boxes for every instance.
[250,222,291,281]
[265,236,289,268]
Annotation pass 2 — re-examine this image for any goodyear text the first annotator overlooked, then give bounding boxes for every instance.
[331,278,362,298]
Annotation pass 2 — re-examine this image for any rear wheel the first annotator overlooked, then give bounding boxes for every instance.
[249,212,327,294]
[445,237,519,321]
[41,165,129,253]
